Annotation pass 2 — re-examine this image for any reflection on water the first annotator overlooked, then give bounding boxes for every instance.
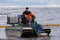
[1,36,51,40]
[1,26,60,40]
[1,35,59,40]
[0,36,60,40]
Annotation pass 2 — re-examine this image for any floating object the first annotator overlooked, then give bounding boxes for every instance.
[6,15,51,38]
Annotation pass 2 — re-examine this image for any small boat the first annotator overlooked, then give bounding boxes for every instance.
[6,15,51,38]
[21,22,51,38]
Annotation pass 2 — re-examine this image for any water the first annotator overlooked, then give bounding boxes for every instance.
[0,7,60,24]
[0,7,60,40]
[0,26,59,40]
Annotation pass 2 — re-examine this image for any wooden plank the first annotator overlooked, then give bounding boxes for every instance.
[1,24,60,28]
[41,24,60,26]
[0,26,6,28]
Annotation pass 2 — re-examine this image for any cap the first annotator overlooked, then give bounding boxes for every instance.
[26,7,29,9]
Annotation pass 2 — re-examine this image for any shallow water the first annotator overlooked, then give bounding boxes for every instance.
[0,26,60,40]
[0,7,60,40]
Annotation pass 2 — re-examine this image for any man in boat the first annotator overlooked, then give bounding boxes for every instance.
[22,7,35,24]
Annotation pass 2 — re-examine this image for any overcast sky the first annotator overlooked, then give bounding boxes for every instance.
[0,0,60,6]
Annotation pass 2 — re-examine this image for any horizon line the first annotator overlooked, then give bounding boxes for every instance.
[0,5,60,8]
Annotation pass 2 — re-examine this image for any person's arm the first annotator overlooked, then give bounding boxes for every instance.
[32,15,35,19]
[30,11,35,19]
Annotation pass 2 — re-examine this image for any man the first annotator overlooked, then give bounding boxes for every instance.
[22,7,35,24]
